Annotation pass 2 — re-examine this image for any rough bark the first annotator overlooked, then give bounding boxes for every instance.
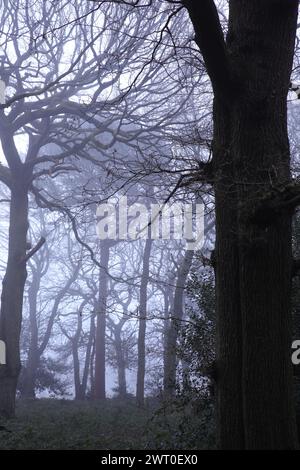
[213,100,244,448]
[230,1,298,448]
[184,0,299,449]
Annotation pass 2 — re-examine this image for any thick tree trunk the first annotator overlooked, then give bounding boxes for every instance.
[291,216,300,439]
[215,0,298,449]
[0,184,29,417]
[136,237,152,407]
[94,242,110,400]
[184,0,299,449]
[213,101,244,448]
[164,250,193,397]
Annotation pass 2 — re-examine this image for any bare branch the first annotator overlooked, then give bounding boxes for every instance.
[20,237,46,264]
[183,0,235,97]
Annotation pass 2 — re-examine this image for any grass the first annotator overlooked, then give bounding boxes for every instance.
[0,397,215,450]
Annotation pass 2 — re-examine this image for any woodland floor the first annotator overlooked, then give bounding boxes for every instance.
[0,397,215,450]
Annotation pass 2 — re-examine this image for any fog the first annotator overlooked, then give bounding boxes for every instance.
[0,0,300,452]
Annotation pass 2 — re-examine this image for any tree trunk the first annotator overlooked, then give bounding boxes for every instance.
[89,329,96,398]
[215,0,298,449]
[136,237,152,406]
[163,287,171,394]
[23,261,80,399]
[80,313,96,399]
[231,1,297,449]
[73,341,82,400]
[184,0,299,449]
[292,216,300,439]
[164,250,193,396]
[0,184,29,417]
[73,312,95,400]
[213,100,245,448]
[94,241,110,400]
[22,268,40,399]
[115,324,127,399]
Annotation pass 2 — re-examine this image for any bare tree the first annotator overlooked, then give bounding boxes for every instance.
[94,240,112,399]
[163,248,193,396]
[136,235,152,406]
[89,0,300,448]
[0,0,190,416]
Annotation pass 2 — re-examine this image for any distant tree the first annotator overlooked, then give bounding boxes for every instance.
[0,0,188,416]
[164,249,194,396]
